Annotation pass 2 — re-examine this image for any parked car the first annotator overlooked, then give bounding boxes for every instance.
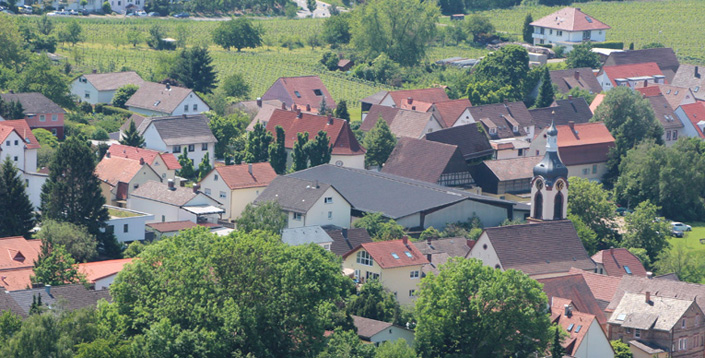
[616,207,633,216]
[68,9,79,15]
[148,12,160,16]
[19,5,32,14]
[135,10,147,16]
[670,229,684,238]
[172,12,189,18]
[671,222,692,232]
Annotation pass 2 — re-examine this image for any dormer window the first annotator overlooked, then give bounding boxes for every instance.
[513,125,518,132]
[489,127,497,135]
[313,89,323,96]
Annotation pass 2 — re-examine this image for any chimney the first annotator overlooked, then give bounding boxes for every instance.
[341,228,348,239]
[166,83,171,90]
[407,97,413,105]
[647,271,653,279]
[402,236,408,246]
[105,151,111,158]
[314,179,319,188]
[256,97,262,107]
[327,113,333,125]
[306,104,311,112]
[139,157,144,165]
[568,121,575,132]
[645,291,651,303]
[167,179,175,190]
[248,163,253,175]
[281,102,286,110]
[644,79,648,87]
[426,253,432,263]
[564,304,572,317]
[45,284,52,297]
[92,69,97,74]
[574,71,580,81]
[192,183,200,193]
[296,108,302,119]
[696,66,700,79]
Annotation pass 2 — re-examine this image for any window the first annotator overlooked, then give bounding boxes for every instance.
[356,251,373,266]
[84,91,90,99]
[696,86,701,93]
[409,290,416,297]
[219,191,226,199]
[634,329,640,338]
[683,318,687,328]
[592,164,598,174]
[294,91,301,98]
[558,30,563,36]
[327,211,332,219]
[214,174,219,181]
[354,269,360,278]
[133,184,139,189]
[51,128,57,136]
[624,266,632,275]
[4,141,8,146]
[193,104,198,111]
[39,115,46,122]
[188,144,195,152]
[582,168,590,175]
[489,127,497,135]
[52,114,58,121]
[205,188,211,195]
[184,104,189,112]
[323,244,331,251]
[313,89,323,96]
[391,253,399,259]
[173,145,181,153]
[13,140,17,146]
[696,315,701,327]
[161,215,165,222]
[518,149,524,156]
[123,224,129,233]
[549,29,553,35]
[324,197,333,204]
[410,271,419,279]
[667,130,671,140]
[679,337,687,351]
[202,143,208,151]
[13,156,17,162]
[673,131,678,140]
[293,212,303,221]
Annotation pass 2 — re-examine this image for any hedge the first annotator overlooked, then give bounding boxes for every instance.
[592,41,624,50]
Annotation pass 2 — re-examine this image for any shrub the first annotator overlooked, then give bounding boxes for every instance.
[320,52,339,71]
[102,1,111,14]
[592,41,624,50]
[101,105,133,118]
[91,128,110,140]
[79,102,93,114]
[94,103,104,114]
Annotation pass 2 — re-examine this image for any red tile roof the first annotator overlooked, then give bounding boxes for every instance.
[386,88,449,107]
[636,85,662,97]
[211,162,277,190]
[0,267,34,291]
[430,99,472,127]
[95,156,145,187]
[0,237,42,270]
[399,99,433,112]
[344,238,429,269]
[0,120,40,149]
[265,109,365,156]
[550,297,598,356]
[592,248,648,278]
[79,258,134,282]
[538,274,607,327]
[264,76,335,113]
[557,122,615,147]
[146,220,198,233]
[107,144,181,170]
[530,7,610,32]
[601,62,664,87]
[680,102,705,138]
[568,268,622,306]
[589,93,605,113]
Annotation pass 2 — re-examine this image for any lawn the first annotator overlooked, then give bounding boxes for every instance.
[668,222,705,256]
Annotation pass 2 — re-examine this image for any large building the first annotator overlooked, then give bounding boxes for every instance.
[530,7,610,51]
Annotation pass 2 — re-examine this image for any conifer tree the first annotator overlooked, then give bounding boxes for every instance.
[334,99,350,121]
[198,153,212,181]
[535,66,555,108]
[268,125,287,174]
[522,13,534,44]
[307,130,332,167]
[292,132,310,172]
[177,147,196,180]
[244,122,273,163]
[319,96,329,115]
[363,116,396,168]
[119,119,145,148]
[0,157,35,239]
[551,325,564,358]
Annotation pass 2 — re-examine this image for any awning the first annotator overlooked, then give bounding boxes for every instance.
[183,205,224,215]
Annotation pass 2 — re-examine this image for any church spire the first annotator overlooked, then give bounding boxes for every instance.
[530,121,568,221]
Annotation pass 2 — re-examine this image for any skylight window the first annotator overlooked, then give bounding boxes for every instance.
[696,86,701,93]
[567,324,574,332]
[666,89,672,94]
[585,16,593,23]
[294,91,301,98]
[313,89,323,96]
[625,266,632,275]
[404,251,413,258]
[617,313,627,321]
[575,325,582,333]
[391,253,400,259]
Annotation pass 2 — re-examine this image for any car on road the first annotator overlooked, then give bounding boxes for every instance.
[19,5,32,14]
[135,10,147,16]
[172,12,189,18]
[671,222,692,232]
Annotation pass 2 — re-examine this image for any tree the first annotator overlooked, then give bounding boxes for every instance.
[292,132,310,172]
[464,15,494,43]
[466,80,515,105]
[32,244,85,286]
[318,328,376,358]
[235,202,287,234]
[176,147,196,180]
[198,154,212,180]
[0,13,29,72]
[550,325,564,358]
[593,86,664,184]
[375,340,417,358]
[308,130,332,167]
[565,42,601,69]
[146,24,165,49]
[307,0,317,12]
[38,14,54,36]
[655,242,705,283]
[351,0,439,66]
[319,96,329,115]
[535,66,555,108]
[126,29,143,47]
[352,212,405,241]
[37,220,98,262]
[169,47,218,94]
[111,84,138,108]
[268,125,287,175]
[567,177,616,251]
[415,258,551,358]
[321,52,340,71]
[347,280,400,323]
[472,44,529,93]
[212,17,263,52]
[622,200,670,264]
[40,136,118,257]
[0,98,24,119]
[335,100,350,121]
[59,21,84,46]
[322,13,351,47]
[363,117,396,168]
[522,13,533,43]
[244,122,273,163]
[220,73,250,99]
[419,227,441,240]
[33,128,58,149]
[207,111,249,159]
[119,119,145,147]
[13,55,73,108]
[611,340,633,358]
[102,1,111,13]
[0,157,35,239]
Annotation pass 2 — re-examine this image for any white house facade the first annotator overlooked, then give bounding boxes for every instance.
[530,7,610,52]
[103,206,154,243]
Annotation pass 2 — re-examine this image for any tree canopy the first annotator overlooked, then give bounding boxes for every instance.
[212,17,263,52]
[268,125,287,174]
[322,13,352,47]
[235,201,287,234]
[112,84,138,108]
[621,200,670,264]
[37,220,98,262]
[565,42,601,69]
[347,280,401,324]
[168,47,218,94]
[363,117,396,168]
[244,122,273,163]
[0,157,35,239]
[567,177,617,253]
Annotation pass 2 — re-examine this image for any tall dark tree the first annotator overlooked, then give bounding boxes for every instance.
[550,326,564,358]
[169,47,218,94]
[212,17,263,52]
[119,119,145,147]
[198,153,212,180]
[268,125,287,175]
[535,66,555,108]
[0,97,24,120]
[40,136,118,257]
[177,147,196,180]
[0,157,35,239]
[292,132,310,172]
[245,122,273,163]
[307,130,332,167]
[363,116,396,168]
[334,99,350,121]
[522,13,534,43]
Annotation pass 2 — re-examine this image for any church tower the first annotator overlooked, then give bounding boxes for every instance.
[530,122,568,221]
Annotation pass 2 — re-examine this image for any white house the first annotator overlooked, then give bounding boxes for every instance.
[352,315,415,346]
[0,120,46,210]
[551,298,614,358]
[530,7,610,51]
[675,102,705,140]
[253,176,352,229]
[71,71,145,105]
[103,205,154,243]
[127,180,224,224]
[125,82,209,117]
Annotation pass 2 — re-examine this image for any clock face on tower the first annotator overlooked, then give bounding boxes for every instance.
[556,180,564,191]
[535,179,543,190]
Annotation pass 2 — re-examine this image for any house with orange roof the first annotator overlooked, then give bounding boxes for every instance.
[530,7,610,50]
[428,98,472,128]
[378,88,449,108]
[360,104,444,139]
[636,84,696,111]
[107,144,181,181]
[551,297,615,358]
[95,154,162,207]
[568,267,623,312]
[199,162,278,221]
[597,62,666,91]
[530,122,615,181]
[0,119,46,209]
[342,237,429,305]
[675,102,705,140]
[79,258,133,290]
[592,248,647,278]
[0,236,43,292]
[261,76,336,114]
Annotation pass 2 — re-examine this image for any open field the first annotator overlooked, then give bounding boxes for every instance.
[669,222,705,256]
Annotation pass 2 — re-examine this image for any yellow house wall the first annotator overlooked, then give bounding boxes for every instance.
[230,186,264,220]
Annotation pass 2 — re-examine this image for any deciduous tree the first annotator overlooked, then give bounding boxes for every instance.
[198,153,212,180]
[0,157,35,239]
[655,241,705,283]
[37,220,97,262]
[375,339,417,358]
[322,13,351,47]
[220,73,250,99]
[176,147,196,180]
[565,42,601,69]
[464,15,494,43]
[207,111,249,159]
[212,17,263,52]
[13,55,73,108]
[621,200,670,264]
[611,340,633,358]
[59,21,84,46]
[235,201,287,234]
[111,84,138,108]
[363,117,396,168]
[567,177,616,251]
[0,14,29,71]
[32,244,85,286]
[347,280,400,323]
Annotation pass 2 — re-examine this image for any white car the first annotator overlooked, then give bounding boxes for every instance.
[671,222,692,232]
[135,10,147,16]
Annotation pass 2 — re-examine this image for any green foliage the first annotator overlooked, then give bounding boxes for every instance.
[317,328,376,358]
[467,44,529,105]
[347,280,401,323]
[40,136,118,257]
[59,21,84,46]
[12,54,73,108]
[207,111,249,159]
[37,220,98,262]
[467,80,514,106]
[655,241,705,284]
[0,157,35,239]
[112,84,139,108]
[535,66,554,108]
[0,311,22,343]
[565,42,601,69]
[308,130,333,167]
[38,14,54,35]
[611,340,633,358]
[213,17,264,52]
[176,147,196,180]
[567,177,616,251]
[307,0,317,11]
[522,13,533,43]
[321,52,339,71]
[198,153,212,181]
[0,14,28,71]
[285,2,298,18]
[592,41,624,50]
[556,86,596,105]
[32,244,86,286]
[363,116,396,168]
[322,13,351,46]
[628,247,651,270]
[220,73,250,99]
[641,42,664,49]
[352,53,402,86]
[622,200,670,264]
[146,24,165,50]
[102,1,111,14]
[123,240,146,258]
[169,46,218,94]
[268,125,287,174]
[352,212,405,241]
[335,100,350,121]
[550,324,564,358]
[292,132,310,171]
[119,119,145,148]
[126,29,142,47]
[375,339,417,358]
[415,258,551,358]
[235,201,287,234]
[419,227,441,240]
[376,221,405,241]
[464,15,495,43]
[245,122,273,163]
[568,214,599,256]
[351,0,439,66]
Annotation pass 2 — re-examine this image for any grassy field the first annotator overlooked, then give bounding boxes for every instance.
[669,222,705,256]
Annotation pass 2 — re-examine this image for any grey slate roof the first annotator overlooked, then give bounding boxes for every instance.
[254,176,337,214]
[360,91,388,105]
[646,95,683,130]
[8,285,111,316]
[148,114,217,146]
[671,64,705,101]
[468,101,533,140]
[281,226,333,246]
[549,68,603,95]
[352,315,393,340]
[413,237,471,258]
[425,124,494,161]
[0,290,27,318]
[125,82,198,114]
[481,156,542,182]
[603,48,680,83]
[0,92,65,114]
[82,71,144,91]
[528,98,593,132]
[288,164,514,220]
[607,275,705,313]
[130,180,197,206]
[381,138,468,184]
[608,292,695,331]
[323,227,373,256]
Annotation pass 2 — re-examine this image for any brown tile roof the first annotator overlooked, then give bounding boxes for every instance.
[672,64,705,101]
[528,98,593,132]
[324,227,373,256]
[646,94,684,130]
[530,7,610,32]
[344,238,429,269]
[82,71,144,91]
[0,237,43,270]
[360,105,400,132]
[381,137,467,184]
[361,105,439,139]
[119,114,147,133]
[549,68,603,95]
[130,180,199,206]
[481,156,541,182]
[425,124,493,161]
[95,156,146,187]
[264,109,364,156]
[361,91,389,105]
[146,220,198,233]
[107,144,181,170]
[538,274,607,327]
[607,275,705,314]
[0,120,40,149]
[657,84,695,110]
[262,76,335,113]
[430,98,472,127]
[556,122,615,166]
[385,88,449,107]
[146,114,216,146]
[79,258,134,282]
[124,82,198,114]
[468,102,532,140]
[550,298,598,356]
[253,176,336,214]
[591,248,648,278]
[8,285,111,316]
[352,315,393,340]
[603,48,680,83]
[0,92,65,114]
[601,62,664,88]
[478,220,596,276]
[211,162,277,190]
[676,102,705,138]
[568,268,622,310]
